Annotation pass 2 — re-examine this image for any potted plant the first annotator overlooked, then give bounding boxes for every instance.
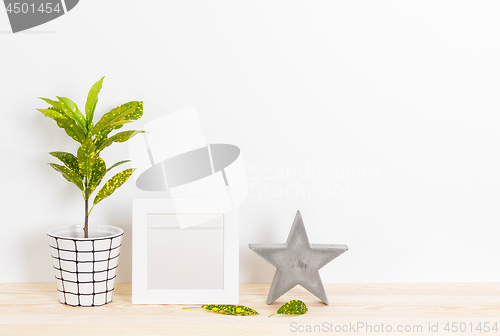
[37,77,144,306]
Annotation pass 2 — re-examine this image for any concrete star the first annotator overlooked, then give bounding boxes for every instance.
[249,211,348,305]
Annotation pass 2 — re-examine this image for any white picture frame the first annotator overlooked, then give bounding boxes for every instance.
[132,199,239,304]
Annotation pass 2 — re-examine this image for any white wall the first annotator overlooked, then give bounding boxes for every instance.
[1,0,500,284]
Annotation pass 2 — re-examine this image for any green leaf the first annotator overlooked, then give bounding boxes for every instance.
[85,77,104,128]
[124,100,143,121]
[93,168,135,206]
[54,118,86,143]
[77,139,96,181]
[107,119,133,129]
[106,160,130,173]
[38,99,85,143]
[91,101,141,136]
[37,107,67,120]
[39,97,62,111]
[269,300,308,317]
[183,305,259,316]
[49,152,81,178]
[49,163,83,191]
[57,96,87,133]
[88,157,106,195]
[98,130,145,151]
[93,128,112,150]
[92,121,132,151]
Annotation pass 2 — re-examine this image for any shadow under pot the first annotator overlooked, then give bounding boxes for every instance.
[47,225,123,307]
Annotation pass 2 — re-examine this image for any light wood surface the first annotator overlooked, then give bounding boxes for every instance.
[0,283,499,335]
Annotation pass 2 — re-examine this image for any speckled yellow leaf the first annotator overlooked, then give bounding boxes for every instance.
[92,101,141,136]
[88,157,106,195]
[269,300,308,317]
[85,77,104,127]
[57,96,87,133]
[38,101,85,143]
[77,140,96,180]
[39,97,62,111]
[54,118,86,143]
[93,168,135,206]
[37,107,66,120]
[98,130,146,151]
[49,163,83,191]
[49,151,81,179]
[183,304,259,316]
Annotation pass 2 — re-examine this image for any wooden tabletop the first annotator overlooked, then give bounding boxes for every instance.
[0,283,499,335]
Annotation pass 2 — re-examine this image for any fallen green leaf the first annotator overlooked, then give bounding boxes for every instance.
[183,304,259,316]
[269,300,308,317]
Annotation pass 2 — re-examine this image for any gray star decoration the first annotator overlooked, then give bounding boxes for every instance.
[249,211,348,305]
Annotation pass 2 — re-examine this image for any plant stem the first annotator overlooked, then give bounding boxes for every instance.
[84,191,89,239]
[182,307,203,309]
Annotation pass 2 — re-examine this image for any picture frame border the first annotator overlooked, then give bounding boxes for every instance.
[132,199,239,304]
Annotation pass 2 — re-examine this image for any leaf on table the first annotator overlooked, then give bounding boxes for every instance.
[269,300,308,317]
[183,304,259,316]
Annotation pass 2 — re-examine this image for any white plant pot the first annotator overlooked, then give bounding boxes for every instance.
[47,225,124,307]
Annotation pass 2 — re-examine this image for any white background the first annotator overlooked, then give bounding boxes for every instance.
[1,0,499,284]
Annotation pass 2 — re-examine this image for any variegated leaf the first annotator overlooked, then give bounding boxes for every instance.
[54,118,86,143]
[85,77,104,128]
[93,128,111,149]
[49,163,83,191]
[183,305,259,316]
[124,101,143,121]
[107,119,133,129]
[49,152,81,178]
[38,99,87,143]
[88,157,106,195]
[92,121,132,148]
[106,160,130,173]
[269,300,308,317]
[37,107,67,120]
[93,168,135,206]
[39,97,62,111]
[77,139,96,181]
[91,101,141,136]
[38,99,85,143]
[98,130,145,151]
[57,96,87,133]
[93,121,134,149]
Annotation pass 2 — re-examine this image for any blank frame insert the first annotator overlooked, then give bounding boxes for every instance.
[147,213,224,290]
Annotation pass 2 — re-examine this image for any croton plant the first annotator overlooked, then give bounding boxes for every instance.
[37,77,144,238]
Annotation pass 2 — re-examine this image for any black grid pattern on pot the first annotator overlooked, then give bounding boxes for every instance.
[48,234,122,307]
